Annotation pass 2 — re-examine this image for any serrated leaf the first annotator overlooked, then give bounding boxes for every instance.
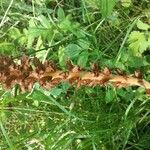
[139,41,149,53]
[128,31,149,56]
[136,20,150,31]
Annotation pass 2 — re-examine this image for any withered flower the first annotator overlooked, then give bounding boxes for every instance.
[0,55,150,95]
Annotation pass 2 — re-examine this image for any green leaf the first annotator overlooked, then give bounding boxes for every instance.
[0,121,15,150]
[29,18,36,27]
[8,27,21,40]
[139,40,149,53]
[33,100,39,107]
[128,56,149,68]
[65,44,82,58]
[115,62,125,70]
[121,0,132,7]
[49,88,63,98]
[38,15,51,28]
[148,35,150,48]
[59,16,71,30]
[99,0,117,18]
[61,82,71,92]
[57,7,65,21]
[28,89,50,102]
[105,87,116,103]
[27,18,53,48]
[77,39,90,49]
[58,47,68,68]
[136,20,150,31]
[128,31,149,56]
[0,42,16,55]
[77,51,89,68]
[85,0,99,9]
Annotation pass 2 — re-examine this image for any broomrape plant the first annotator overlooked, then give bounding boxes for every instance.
[0,55,150,94]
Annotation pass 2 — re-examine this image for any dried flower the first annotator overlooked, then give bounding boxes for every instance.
[0,55,150,94]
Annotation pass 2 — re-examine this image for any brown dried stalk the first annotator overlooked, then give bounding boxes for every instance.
[0,55,150,94]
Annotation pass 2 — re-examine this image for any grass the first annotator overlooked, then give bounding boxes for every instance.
[0,0,150,149]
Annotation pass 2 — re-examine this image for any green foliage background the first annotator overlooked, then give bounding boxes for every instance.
[0,0,150,149]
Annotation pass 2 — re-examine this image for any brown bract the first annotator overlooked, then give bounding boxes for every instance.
[0,55,150,94]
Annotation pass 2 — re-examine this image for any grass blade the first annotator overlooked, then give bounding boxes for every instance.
[0,121,15,150]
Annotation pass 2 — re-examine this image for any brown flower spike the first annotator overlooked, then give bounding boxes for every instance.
[0,55,150,94]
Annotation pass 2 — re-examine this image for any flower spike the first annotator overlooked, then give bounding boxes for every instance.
[0,55,150,94]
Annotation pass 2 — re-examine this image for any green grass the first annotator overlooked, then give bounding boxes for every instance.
[0,0,150,149]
